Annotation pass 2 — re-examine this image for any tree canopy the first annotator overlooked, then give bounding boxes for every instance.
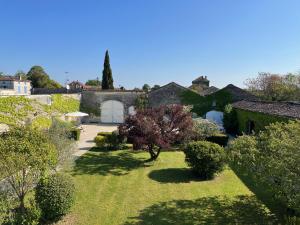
[142,84,151,92]
[0,126,57,211]
[27,65,62,89]
[102,50,114,89]
[119,105,193,160]
[85,78,101,86]
[245,72,300,101]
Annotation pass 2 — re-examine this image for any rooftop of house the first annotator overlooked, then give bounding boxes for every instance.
[232,100,300,119]
[0,76,30,82]
[201,86,219,96]
[214,84,258,101]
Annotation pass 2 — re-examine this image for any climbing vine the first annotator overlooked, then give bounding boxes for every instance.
[180,89,232,116]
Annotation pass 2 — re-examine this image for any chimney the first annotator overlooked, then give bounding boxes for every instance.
[205,76,207,79]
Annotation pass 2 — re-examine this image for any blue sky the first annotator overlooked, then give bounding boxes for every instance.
[1,0,300,89]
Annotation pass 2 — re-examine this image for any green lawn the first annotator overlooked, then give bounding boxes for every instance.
[65,149,278,225]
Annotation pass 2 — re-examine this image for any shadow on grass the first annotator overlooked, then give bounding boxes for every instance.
[72,151,146,176]
[231,166,286,221]
[124,195,278,225]
[148,168,204,183]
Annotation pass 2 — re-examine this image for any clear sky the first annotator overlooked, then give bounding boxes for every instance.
[1,0,300,89]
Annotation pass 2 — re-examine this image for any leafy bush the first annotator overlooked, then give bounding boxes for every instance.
[223,104,238,134]
[192,118,220,140]
[35,173,75,221]
[227,120,300,215]
[70,128,81,141]
[10,200,41,225]
[184,141,226,179]
[97,132,112,136]
[94,135,106,148]
[206,134,229,146]
[47,119,76,168]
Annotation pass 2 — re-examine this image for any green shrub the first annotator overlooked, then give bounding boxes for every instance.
[192,118,220,140]
[227,120,300,215]
[10,200,41,225]
[35,173,75,221]
[184,141,226,179]
[94,135,106,148]
[206,134,229,146]
[97,131,112,136]
[223,104,238,134]
[70,128,81,141]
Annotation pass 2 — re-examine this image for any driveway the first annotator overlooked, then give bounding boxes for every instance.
[73,124,118,157]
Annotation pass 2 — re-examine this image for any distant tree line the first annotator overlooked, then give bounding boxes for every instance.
[245,72,300,101]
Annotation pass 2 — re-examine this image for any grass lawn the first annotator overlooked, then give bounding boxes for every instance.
[63,149,278,225]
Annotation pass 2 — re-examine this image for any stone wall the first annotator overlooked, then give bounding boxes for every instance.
[148,82,188,108]
[80,91,143,120]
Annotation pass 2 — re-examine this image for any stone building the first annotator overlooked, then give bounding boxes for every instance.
[0,76,31,95]
[232,100,300,134]
[80,90,144,123]
[148,82,190,108]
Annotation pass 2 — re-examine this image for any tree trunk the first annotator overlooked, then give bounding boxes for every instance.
[148,146,161,161]
[18,195,26,213]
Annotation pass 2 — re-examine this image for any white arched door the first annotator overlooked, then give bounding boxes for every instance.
[101,100,124,123]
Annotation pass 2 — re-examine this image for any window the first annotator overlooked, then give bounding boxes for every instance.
[24,86,27,94]
[18,86,21,94]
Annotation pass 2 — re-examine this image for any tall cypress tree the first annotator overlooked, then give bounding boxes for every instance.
[102,50,114,89]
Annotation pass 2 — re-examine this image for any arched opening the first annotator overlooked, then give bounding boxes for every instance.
[205,110,224,129]
[100,100,124,123]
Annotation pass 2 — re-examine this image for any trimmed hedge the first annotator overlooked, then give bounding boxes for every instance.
[184,141,226,179]
[206,134,229,146]
[97,132,112,136]
[94,135,106,147]
[35,173,75,221]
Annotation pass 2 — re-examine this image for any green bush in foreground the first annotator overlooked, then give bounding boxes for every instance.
[228,120,300,215]
[94,135,106,148]
[35,173,75,221]
[184,141,226,179]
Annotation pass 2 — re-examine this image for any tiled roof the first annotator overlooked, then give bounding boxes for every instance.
[232,100,300,119]
[0,76,30,82]
[213,84,258,101]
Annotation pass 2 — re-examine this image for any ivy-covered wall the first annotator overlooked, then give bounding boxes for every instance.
[235,108,290,134]
[180,89,232,116]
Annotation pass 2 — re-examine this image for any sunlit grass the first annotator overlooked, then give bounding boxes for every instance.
[66,150,278,225]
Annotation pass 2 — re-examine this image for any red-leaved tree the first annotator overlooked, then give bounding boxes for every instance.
[119,105,193,160]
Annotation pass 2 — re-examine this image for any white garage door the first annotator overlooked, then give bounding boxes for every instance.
[101,100,124,123]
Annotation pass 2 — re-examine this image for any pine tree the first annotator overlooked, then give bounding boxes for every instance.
[102,50,114,89]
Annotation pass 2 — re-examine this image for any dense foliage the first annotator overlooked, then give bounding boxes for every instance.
[235,108,288,134]
[94,131,128,150]
[223,104,238,134]
[0,126,57,211]
[227,120,300,215]
[192,118,220,140]
[180,89,232,116]
[47,119,76,168]
[85,78,101,86]
[142,84,151,92]
[35,173,75,221]
[48,94,80,114]
[119,105,193,160]
[245,72,300,101]
[184,141,226,179]
[102,50,114,89]
[27,65,62,89]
